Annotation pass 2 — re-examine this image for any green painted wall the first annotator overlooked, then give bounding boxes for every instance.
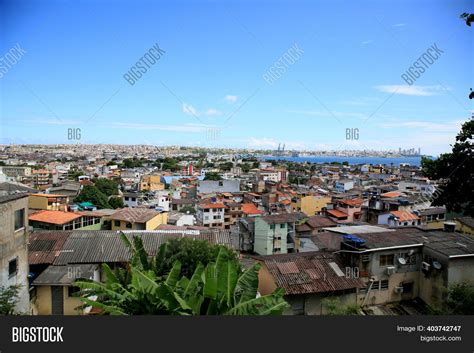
[254,218,288,255]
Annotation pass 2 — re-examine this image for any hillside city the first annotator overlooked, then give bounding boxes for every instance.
[0,142,472,315]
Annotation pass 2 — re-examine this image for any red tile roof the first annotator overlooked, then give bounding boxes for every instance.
[340,198,364,206]
[327,209,348,218]
[390,211,420,221]
[242,203,264,215]
[29,210,81,225]
[381,191,402,198]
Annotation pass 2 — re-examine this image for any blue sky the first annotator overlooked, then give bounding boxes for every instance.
[0,0,472,155]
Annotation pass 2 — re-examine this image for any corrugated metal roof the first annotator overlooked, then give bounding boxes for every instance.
[33,264,98,285]
[29,231,72,265]
[258,251,365,295]
[53,229,233,265]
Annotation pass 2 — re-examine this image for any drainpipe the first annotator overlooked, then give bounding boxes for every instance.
[361,278,375,307]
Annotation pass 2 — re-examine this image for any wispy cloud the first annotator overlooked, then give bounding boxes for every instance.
[107,122,214,133]
[21,119,82,125]
[182,103,222,117]
[361,40,374,45]
[285,109,366,119]
[182,103,200,117]
[375,85,447,96]
[393,23,407,27]
[378,119,463,132]
[224,95,238,103]
[204,108,222,116]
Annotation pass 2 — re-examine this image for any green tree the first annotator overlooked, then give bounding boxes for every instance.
[155,237,238,278]
[179,205,196,214]
[240,163,251,173]
[122,158,143,168]
[75,235,288,315]
[94,178,119,197]
[421,119,473,216]
[108,197,125,209]
[219,162,233,171]
[431,283,474,315]
[322,297,360,315]
[75,185,110,209]
[204,172,222,181]
[0,285,21,315]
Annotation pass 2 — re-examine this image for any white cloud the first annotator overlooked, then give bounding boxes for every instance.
[107,122,214,133]
[204,108,222,116]
[182,103,200,117]
[224,95,238,103]
[182,103,222,117]
[393,23,407,27]
[246,137,308,150]
[21,119,82,125]
[374,85,447,96]
[285,109,366,119]
[378,119,463,132]
[361,40,374,45]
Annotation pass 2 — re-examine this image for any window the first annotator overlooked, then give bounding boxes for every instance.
[380,280,389,290]
[270,225,275,230]
[8,258,18,277]
[126,222,132,229]
[114,220,120,227]
[280,224,285,229]
[379,254,394,267]
[14,209,25,231]
[68,286,80,297]
[402,282,413,293]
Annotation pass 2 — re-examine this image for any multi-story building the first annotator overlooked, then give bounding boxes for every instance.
[291,194,331,216]
[29,193,69,211]
[32,169,50,189]
[0,166,32,179]
[239,213,300,255]
[0,188,30,313]
[139,175,165,192]
[196,203,226,228]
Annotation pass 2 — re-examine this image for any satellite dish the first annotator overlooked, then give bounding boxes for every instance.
[398,257,407,265]
[432,261,442,270]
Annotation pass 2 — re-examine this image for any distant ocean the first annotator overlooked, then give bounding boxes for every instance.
[260,155,422,166]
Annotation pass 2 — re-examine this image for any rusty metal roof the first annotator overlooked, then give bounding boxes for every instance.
[29,231,73,265]
[258,251,365,295]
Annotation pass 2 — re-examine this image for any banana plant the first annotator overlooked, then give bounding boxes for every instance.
[75,236,288,315]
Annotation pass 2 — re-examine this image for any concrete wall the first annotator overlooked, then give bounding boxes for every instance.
[0,196,30,314]
[253,218,288,255]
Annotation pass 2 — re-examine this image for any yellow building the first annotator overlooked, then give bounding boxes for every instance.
[292,195,331,216]
[139,175,164,191]
[456,217,474,236]
[110,208,168,230]
[31,264,99,315]
[29,193,69,211]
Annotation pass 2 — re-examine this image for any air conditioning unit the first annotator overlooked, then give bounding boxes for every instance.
[386,266,396,276]
[422,261,431,271]
[394,286,404,294]
[361,254,370,262]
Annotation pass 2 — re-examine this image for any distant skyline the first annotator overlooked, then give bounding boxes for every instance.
[1,0,472,156]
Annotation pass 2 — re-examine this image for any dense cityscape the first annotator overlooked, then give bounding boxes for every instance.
[0,133,472,316]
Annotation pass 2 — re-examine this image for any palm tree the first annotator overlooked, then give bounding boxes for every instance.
[74,234,288,315]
